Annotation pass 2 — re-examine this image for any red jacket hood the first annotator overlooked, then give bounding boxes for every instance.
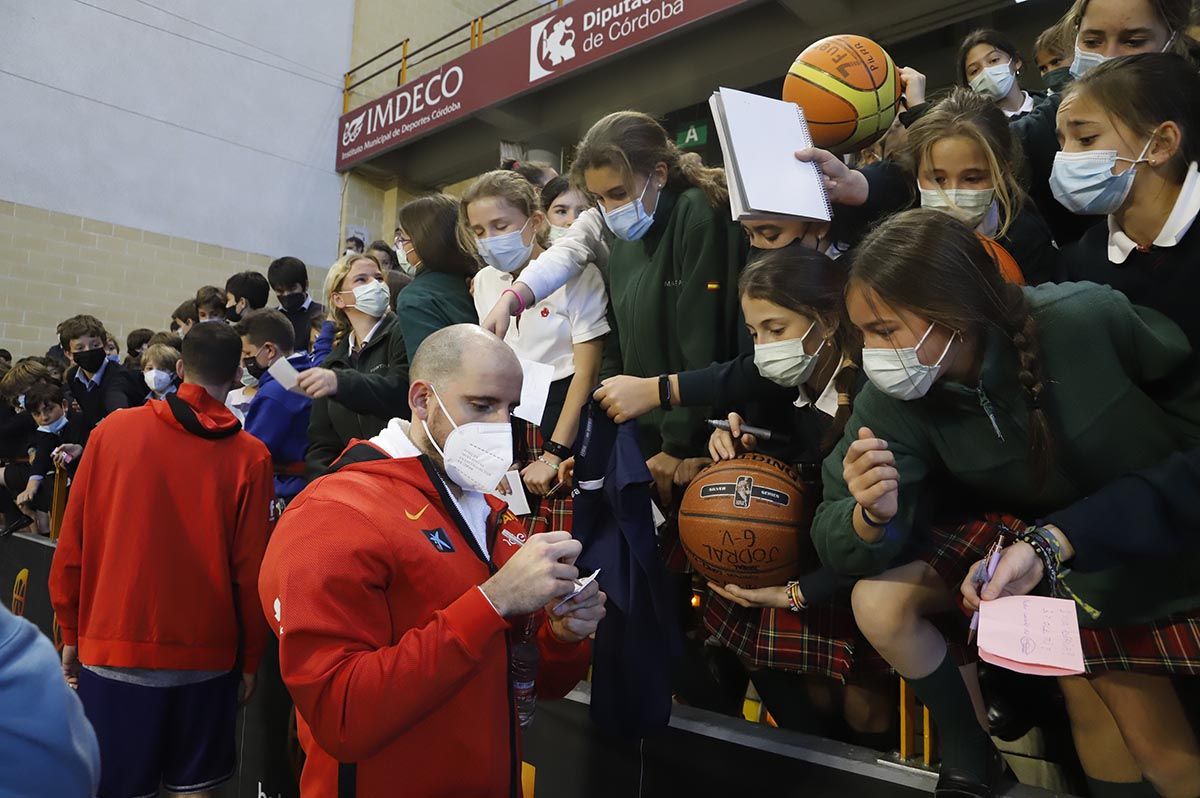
[150,383,241,436]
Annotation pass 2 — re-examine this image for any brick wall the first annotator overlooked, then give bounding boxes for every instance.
[0,198,324,357]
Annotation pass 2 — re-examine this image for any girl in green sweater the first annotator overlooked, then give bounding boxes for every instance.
[811,208,1200,798]
[569,111,744,505]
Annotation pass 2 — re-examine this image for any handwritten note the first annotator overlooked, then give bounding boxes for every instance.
[978,595,1085,676]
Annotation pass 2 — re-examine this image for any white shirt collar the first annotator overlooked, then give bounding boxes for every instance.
[1002,91,1035,118]
[794,358,846,418]
[347,317,387,351]
[1107,161,1200,264]
[369,419,491,556]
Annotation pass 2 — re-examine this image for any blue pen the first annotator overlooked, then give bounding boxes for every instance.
[967,539,1004,646]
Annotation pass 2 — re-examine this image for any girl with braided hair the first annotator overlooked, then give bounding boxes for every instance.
[809,208,1200,798]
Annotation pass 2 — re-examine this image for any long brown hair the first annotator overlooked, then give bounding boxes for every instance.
[849,208,1055,480]
[738,244,859,453]
[460,170,550,249]
[906,88,1027,238]
[570,111,728,208]
[397,193,481,278]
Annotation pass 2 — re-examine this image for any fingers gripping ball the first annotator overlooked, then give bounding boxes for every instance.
[783,34,902,155]
[678,454,816,589]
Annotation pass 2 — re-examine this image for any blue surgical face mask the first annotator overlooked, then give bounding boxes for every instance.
[600,176,660,241]
[37,414,69,435]
[478,219,534,273]
[17,394,25,410]
[1050,137,1153,216]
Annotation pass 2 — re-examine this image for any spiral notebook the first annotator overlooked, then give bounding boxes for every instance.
[709,86,833,223]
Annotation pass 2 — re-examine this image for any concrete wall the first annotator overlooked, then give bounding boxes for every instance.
[0,0,355,354]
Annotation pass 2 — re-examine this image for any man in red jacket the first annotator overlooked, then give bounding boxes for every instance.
[260,324,604,798]
[50,321,274,798]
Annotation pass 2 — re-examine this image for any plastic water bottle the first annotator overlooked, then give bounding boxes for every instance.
[511,615,539,728]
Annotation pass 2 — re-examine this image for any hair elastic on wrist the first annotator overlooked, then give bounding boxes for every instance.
[501,287,526,315]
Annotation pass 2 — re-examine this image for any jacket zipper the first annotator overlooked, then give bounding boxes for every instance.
[975,380,1005,442]
[419,458,520,798]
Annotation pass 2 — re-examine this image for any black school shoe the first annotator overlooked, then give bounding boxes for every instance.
[935,747,1008,798]
[0,515,34,537]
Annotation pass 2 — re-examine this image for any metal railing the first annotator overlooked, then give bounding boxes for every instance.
[343,0,567,113]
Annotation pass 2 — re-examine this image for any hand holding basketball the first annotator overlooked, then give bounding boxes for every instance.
[898,66,926,109]
[843,426,898,524]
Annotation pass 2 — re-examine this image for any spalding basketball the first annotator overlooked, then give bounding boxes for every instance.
[782,34,902,155]
[678,454,816,589]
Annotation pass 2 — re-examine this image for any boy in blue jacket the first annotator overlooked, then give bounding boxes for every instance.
[237,309,313,503]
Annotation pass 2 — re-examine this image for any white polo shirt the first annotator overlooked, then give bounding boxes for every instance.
[473,261,610,381]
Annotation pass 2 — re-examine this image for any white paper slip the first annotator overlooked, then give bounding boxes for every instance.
[554,569,601,614]
[268,356,301,391]
[650,500,667,529]
[488,470,532,516]
[514,358,555,426]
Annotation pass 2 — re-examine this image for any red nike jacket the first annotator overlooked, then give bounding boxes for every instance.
[258,436,592,798]
[50,383,274,673]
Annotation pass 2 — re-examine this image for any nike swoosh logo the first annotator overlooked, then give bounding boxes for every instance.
[405,504,430,522]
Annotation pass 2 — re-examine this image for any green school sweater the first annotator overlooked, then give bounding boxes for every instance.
[810,282,1200,626]
[394,268,479,363]
[605,187,743,458]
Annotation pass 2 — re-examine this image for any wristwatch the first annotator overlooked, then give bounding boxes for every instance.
[543,439,571,460]
[658,374,673,411]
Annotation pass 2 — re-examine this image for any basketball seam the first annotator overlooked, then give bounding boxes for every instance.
[786,74,884,125]
[842,35,884,119]
[675,510,803,530]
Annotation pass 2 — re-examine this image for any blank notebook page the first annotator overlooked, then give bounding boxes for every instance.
[718,87,831,221]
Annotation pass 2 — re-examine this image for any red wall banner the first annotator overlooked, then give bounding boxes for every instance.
[336,0,758,171]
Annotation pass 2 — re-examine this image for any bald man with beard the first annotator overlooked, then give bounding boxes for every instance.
[259,324,604,798]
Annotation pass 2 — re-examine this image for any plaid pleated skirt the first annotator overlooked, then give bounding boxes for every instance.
[702,592,892,682]
[917,513,1200,676]
[513,419,573,535]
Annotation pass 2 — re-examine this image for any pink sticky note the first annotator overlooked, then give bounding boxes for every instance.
[978,595,1085,677]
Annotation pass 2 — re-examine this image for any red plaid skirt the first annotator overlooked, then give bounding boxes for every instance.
[702,592,891,682]
[513,419,572,535]
[917,513,1200,676]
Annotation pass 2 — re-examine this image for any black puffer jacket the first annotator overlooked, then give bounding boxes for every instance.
[305,314,409,478]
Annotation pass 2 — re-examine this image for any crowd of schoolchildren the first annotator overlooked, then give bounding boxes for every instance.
[5,0,1200,795]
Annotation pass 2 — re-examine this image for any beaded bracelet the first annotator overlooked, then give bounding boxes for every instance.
[536,455,559,470]
[785,581,806,613]
[1016,526,1061,591]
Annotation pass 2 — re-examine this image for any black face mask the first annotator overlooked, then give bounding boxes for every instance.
[73,348,107,374]
[242,356,267,380]
[279,293,306,313]
[225,303,243,323]
[1042,67,1072,95]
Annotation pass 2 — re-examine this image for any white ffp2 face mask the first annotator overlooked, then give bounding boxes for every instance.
[753,322,825,387]
[862,322,958,400]
[421,385,513,492]
[144,369,174,394]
